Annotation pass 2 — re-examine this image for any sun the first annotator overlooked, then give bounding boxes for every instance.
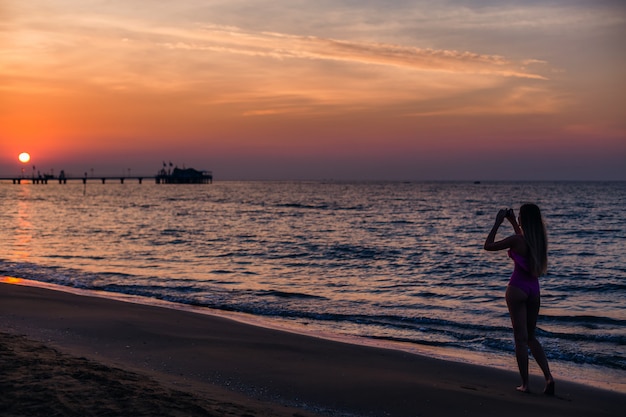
[18,152,31,163]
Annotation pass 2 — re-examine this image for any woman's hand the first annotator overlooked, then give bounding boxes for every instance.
[506,208,522,235]
[495,208,507,224]
[505,208,516,223]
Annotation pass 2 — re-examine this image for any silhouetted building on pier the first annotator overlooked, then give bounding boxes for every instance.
[155,167,213,184]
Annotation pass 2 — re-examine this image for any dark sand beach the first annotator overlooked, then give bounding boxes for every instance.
[1,282,624,416]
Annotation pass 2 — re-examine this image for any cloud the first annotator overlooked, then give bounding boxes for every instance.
[161,25,548,80]
[0,6,561,123]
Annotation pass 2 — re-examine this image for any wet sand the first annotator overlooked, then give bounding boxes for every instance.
[1,282,624,416]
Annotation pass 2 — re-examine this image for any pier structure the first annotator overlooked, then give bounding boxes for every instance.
[4,176,150,185]
[155,167,213,184]
[1,167,212,185]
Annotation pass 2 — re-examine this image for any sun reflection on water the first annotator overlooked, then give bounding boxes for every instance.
[14,187,33,260]
[1,276,23,284]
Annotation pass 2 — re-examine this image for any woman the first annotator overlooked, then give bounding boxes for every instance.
[484,203,555,395]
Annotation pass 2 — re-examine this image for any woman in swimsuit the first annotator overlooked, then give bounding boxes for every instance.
[484,203,555,395]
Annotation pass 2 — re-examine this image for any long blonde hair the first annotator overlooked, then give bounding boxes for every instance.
[520,203,548,277]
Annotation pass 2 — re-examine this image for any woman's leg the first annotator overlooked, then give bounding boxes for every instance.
[505,285,530,392]
[526,295,555,394]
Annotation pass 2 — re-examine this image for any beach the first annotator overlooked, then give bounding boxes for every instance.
[1,282,623,417]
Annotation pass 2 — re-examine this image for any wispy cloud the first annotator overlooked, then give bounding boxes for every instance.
[161,25,548,80]
[1,3,571,123]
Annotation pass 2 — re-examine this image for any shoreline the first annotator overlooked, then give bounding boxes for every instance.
[1,280,624,416]
[3,277,623,394]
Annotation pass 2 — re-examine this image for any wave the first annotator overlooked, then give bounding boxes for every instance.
[2,256,624,372]
[276,203,331,210]
[256,290,328,300]
[47,254,107,261]
[543,314,626,327]
[548,281,626,293]
[321,244,402,261]
[275,202,364,211]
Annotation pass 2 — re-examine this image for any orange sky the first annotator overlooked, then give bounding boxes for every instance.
[1,1,625,180]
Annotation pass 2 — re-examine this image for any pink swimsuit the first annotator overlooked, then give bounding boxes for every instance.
[508,250,540,298]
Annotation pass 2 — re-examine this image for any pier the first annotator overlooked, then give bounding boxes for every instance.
[2,176,150,185]
[1,167,213,185]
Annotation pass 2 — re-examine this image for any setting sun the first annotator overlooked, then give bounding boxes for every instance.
[18,152,31,163]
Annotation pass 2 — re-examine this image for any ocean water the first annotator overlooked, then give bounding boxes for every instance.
[1,180,624,392]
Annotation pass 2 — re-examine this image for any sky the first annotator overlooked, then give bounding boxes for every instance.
[1,0,625,180]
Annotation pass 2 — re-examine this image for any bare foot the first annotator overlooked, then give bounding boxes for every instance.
[516,385,530,393]
[544,378,555,396]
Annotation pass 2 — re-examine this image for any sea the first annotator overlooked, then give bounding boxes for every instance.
[1,180,624,392]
